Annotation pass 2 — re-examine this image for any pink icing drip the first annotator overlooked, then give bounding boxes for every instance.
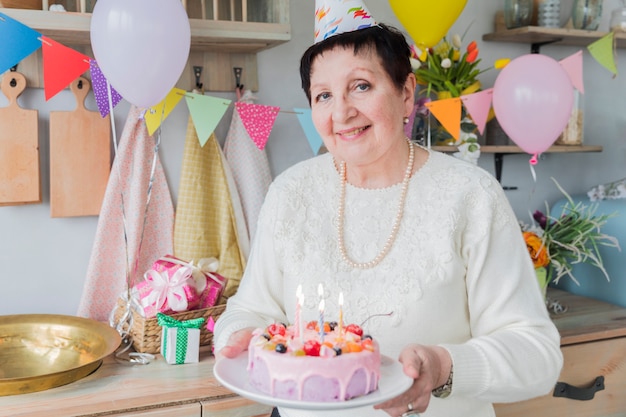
[247,329,381,401]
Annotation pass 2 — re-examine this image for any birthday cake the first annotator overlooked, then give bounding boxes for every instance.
[247,321,380,401]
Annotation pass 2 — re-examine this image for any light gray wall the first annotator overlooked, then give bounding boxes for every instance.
[1,0,625,315]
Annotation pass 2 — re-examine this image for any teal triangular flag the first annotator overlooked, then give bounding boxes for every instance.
[0,13,42,74]
[294,108,323,154]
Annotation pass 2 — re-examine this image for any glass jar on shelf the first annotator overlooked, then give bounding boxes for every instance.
[571,0,603,30]
[504,0,534,28]
[555,89,584,145]
[610,1,626,33]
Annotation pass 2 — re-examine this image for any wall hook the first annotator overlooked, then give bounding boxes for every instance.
[9,65,18,87]
[193,66,203,90]
[233,67,243,91]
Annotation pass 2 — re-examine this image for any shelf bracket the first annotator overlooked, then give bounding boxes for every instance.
[530,38,562,54]
[494,153,518,191]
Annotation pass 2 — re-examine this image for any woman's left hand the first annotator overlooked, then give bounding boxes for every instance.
[374,344,451,416]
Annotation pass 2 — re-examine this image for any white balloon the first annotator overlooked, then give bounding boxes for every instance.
[90,0,191,108]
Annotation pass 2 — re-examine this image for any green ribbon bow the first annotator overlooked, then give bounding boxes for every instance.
[157,313,205,364]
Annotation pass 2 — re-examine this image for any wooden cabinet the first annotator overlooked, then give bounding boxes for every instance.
[494,288,626,417]
[0,348,271,417]
[0,1,290,91]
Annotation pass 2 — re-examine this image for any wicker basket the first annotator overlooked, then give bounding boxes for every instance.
[113,299,225,354]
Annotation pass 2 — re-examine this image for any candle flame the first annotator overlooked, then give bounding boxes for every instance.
[319,299,325,312]
[339,292,344,306]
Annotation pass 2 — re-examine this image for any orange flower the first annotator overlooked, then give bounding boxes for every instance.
[523,231,550,268]
[466,48,479,64]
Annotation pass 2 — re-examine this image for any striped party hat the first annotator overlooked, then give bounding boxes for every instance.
[314,0,376,44]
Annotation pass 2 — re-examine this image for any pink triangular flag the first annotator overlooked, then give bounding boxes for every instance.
[235,102,279,150]
[460,88,493,135]
[559,51,584,94]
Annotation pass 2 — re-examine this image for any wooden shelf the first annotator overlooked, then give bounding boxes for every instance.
[483,26,626,49]
[431,145,603,154]
[0,8,291,53]
[0,7,291,91]
[432,145,603,189]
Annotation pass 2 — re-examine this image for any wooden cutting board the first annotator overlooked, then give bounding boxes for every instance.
[0,71,41,206]
[49,76,111,217]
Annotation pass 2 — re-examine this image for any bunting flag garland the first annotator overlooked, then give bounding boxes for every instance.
[424,97,462,141]
[41,36,91,101]
[0,12,41,74]
[587,32,617,76]
[460,89,493,135]
[294,108,324,155]
[559,51,585,94]
[224,91,272,242]
[235,102,280,150]
[186,93,231,147]
[90,60,123,118]
[145,88,186,135]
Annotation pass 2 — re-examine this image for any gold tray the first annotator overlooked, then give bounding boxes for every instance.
[0,314,121,396]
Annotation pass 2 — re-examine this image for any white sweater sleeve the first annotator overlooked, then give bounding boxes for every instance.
[441,180,563,403]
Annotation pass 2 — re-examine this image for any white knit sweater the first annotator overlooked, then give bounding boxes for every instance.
[214,148,563,417]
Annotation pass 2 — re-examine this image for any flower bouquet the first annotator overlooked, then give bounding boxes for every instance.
[521,180,621,297]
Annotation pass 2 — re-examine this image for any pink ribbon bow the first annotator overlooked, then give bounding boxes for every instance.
[141,265,194,313]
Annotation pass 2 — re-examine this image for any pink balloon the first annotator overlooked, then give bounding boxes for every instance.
[90,0,190,108]
[492,54,573,156]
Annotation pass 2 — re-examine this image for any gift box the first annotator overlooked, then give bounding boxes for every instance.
[157,313,204,364]
[113,299,225,354]
[135,255,228,318]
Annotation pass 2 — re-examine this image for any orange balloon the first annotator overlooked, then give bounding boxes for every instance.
[389,0,468,48]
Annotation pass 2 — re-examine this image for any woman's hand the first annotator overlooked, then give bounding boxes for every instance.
[215,327,255,361]
[374,344,452,416]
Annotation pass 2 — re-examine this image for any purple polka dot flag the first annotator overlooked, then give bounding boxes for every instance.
[234,102,280,151]
[90,60,123,118]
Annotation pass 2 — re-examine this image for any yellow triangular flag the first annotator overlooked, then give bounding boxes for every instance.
[425,97,462,141]
[587,32,618,76]
[145,88,186,135]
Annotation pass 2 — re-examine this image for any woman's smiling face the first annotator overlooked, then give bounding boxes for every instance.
[309,45,415,168]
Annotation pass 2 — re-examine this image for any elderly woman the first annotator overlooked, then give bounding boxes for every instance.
[214,23,562,417]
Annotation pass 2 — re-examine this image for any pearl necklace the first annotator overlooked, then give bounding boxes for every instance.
[337,140,415,269]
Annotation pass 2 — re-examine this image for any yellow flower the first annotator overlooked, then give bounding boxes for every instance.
[494,58,511,69]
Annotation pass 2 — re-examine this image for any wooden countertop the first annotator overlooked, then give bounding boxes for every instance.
[0,347,234,417]
[548,288,626,346]
[2,289,625,416]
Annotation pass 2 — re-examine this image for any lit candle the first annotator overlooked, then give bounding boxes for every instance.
[338,292,344,338]
[318,298,325,343]
[295,284,303,342]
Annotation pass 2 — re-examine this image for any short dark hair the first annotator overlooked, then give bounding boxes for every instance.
[299,24,412,103]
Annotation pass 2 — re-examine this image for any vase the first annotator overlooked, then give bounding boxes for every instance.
[421,81,482,146]
[504,0,534,28]
[572,0,603,30]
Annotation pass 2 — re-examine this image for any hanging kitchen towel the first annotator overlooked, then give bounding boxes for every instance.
[173,116,246,299]
[77,105,174,321]
[223,90,272,241]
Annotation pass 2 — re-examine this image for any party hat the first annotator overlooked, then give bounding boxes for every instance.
[314,0,376,43]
